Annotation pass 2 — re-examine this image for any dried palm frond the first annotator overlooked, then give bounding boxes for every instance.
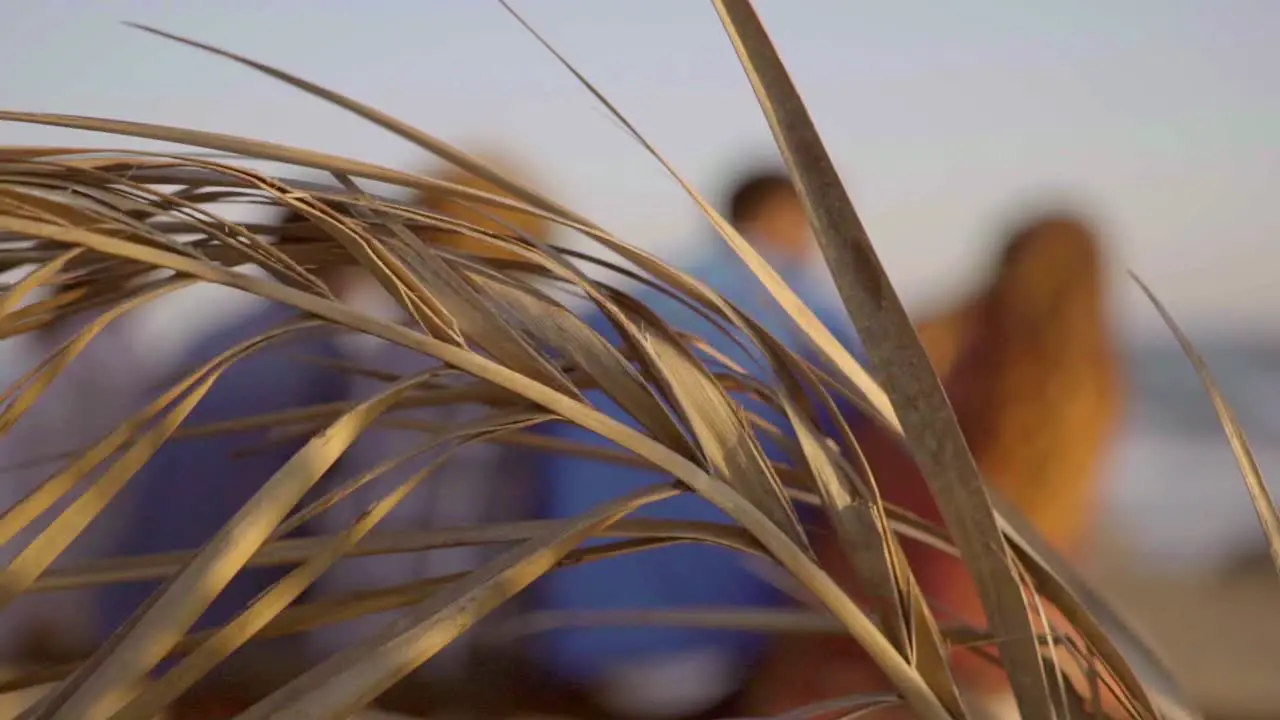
[0,3,1226,719]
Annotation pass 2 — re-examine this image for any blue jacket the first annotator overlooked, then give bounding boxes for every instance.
[98,301,352,639]
[0,311,148,659]
[527,241,864,687]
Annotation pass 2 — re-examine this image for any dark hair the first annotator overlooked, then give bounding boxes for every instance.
[726,170,796,225]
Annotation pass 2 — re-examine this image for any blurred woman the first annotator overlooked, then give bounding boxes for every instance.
[742,213,1126,719]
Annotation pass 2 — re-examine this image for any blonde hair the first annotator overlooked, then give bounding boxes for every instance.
[410,151,553,263]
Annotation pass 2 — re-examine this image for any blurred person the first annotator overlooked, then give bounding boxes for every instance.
[741,213,1126,720]
[0,275,151,666]
[94,205,369,645]
[306,153,559,712]
[522,167,865,720]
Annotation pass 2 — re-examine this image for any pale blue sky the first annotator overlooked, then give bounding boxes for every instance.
[3,1,1278,352]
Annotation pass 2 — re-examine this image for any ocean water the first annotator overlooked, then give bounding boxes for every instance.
[1100,334,1280,573]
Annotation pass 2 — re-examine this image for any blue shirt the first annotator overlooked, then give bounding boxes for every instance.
[0,311,147,659]
[527,240,864,687]
[97,301,352,639]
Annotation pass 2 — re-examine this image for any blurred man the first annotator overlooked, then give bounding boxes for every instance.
[95,206,366,644]
[0,275,151,665]
[742,213,1126,720]
[523,167,864,720]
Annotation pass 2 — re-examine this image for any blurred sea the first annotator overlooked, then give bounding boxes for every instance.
[1104,331,1280,573]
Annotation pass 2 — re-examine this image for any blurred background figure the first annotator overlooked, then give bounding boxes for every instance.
[94,206,367,652]
[743,211,1125,720]
[0,273,151,668]
[307,151,559,715]
[520,166,864,720]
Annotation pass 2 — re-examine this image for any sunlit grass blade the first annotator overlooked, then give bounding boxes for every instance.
[497,1,897,438]
[1131,272,1280,578]
[110,418,527,720]
[235,483,681,719]
[708,2,1059,717]
[0,327,295,613]
[0,315,306,548]
[29,367,474,719]
[991,491,1194,720]
[30,517,761,595]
